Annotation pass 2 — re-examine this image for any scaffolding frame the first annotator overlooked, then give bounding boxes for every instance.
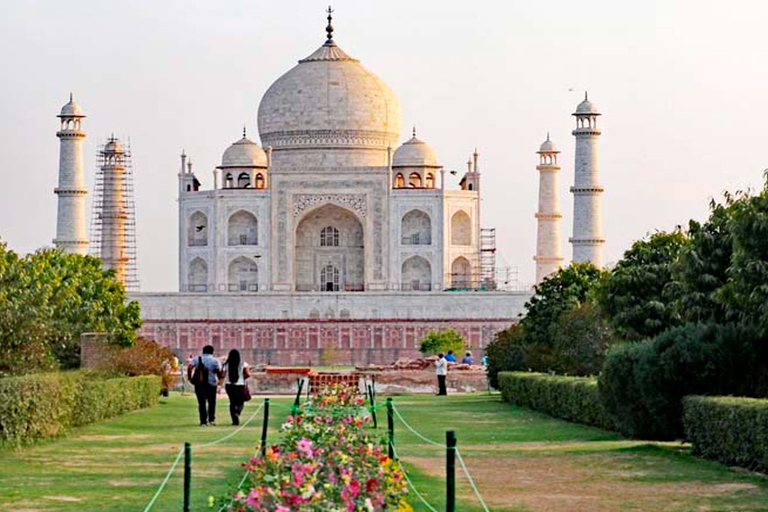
[90,137,140,291]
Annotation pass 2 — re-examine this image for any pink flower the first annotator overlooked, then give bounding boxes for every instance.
[276,506,290,512]
[297,437,314,458]
[245,488,261,507]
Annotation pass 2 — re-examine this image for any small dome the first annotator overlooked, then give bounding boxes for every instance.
[103,138,124,154]
[59,94,84,118]
[393,135,440,168]
[538,134,558,153]
[574,93,600,116]
[221,136,268,168]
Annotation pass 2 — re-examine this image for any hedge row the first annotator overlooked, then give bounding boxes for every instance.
[0,371,161,446]
[498,371,617,431]
[683,395,768,473]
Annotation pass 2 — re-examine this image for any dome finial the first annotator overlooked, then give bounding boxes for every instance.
[585,91,588,101]
[243,125,247,138]
[325,6,335,44]
[412,125,416,138]
[546,131,550,142]
[69,92,73,103]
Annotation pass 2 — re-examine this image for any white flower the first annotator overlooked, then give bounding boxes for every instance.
[364,498,375,512]
[302,485,316,499]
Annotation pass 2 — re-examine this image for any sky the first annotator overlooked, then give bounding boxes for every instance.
[1,0,767,292]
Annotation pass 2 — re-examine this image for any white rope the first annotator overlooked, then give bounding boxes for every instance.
[391,404,442,446]
[142,447,184,512]
[196,402,264,449]
[390,441,440,512]
[456,448,491,512]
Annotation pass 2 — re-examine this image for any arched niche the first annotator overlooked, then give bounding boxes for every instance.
[451,256,472,290]
[187,211,208,247]
[401,209,431,245]
[228,256,258,292]
[451,210,471,246]
[228,210,258,246]
[401,256,431,291]
[188,257,208,292]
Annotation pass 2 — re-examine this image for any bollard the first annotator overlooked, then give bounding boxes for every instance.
[261,398,270,457]
[386,398,395,459]
[292,378,305,417]
[367,384,378,429]
[446,431,456,512]
[183,442,191,512]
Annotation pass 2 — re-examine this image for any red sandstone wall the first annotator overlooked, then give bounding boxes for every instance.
[140,318,511,366]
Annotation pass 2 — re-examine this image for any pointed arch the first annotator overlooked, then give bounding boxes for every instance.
[188,257,208,292]
[188,211,208,246]
[237,172,250,188]
[451,256,472,289]
[401,256,431,291]
[228,210,258,245]
[228,256,258,292]
[395,173,405,188]
[408,172,422,188]
[401,209,431,245]
[451,210,471,246]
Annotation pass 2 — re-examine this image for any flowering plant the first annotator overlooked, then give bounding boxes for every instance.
[225,383,412,511]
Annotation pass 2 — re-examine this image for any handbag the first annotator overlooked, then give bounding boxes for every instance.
[243,385,252,402]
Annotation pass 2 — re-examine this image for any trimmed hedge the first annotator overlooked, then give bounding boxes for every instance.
[683,395,768,473]
[0,371,161,446]
[498,371,617,431]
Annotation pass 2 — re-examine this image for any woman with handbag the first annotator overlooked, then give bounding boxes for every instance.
[222,349,251,426]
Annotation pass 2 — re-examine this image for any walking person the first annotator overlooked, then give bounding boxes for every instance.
[222,349,251,426]
[435,352,448,396]
[187,345,223,426]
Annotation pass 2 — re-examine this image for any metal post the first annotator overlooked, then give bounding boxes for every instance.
[292,378,305,416]
[368,383,378,429]
[183,442,191,512]
[386,398,394,459]
[446,430,456,512]
[260,398,270,457]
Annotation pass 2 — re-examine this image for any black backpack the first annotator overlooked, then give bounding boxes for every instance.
[191,355,208,385]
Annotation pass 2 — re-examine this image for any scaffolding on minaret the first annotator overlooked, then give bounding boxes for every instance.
[90,136,139,291]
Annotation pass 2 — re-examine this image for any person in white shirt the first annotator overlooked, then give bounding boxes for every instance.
[222,349,251,426]
[435,353,448,396]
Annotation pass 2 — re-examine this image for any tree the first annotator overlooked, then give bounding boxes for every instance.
[549,303,614,376]
[520,263,603,348]
[0,243,142,374]
[419,329,466,356]
[485,324,526,389]
[594,231,688,341]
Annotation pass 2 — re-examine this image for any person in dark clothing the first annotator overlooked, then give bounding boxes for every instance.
[222,349,251,426]
[187,345,223,426]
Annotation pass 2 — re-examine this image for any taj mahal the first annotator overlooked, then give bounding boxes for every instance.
[53,11,605,365]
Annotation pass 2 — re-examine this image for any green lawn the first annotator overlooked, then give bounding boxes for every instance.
[1,392,767,511]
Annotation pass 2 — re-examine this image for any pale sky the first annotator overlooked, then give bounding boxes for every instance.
[1,0,767,291]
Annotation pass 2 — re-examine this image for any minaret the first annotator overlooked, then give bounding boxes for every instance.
[570,93,605,267]
[54,94,89,254]
[534,134,564,283]
[98,137,129,285]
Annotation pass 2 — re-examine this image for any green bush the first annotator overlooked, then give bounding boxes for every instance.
[0,371,161,446]
[498,372,617,431]
[600,323,760,440]
[419,329,466,356]
[485,325,526,389]
[683,396,768,473]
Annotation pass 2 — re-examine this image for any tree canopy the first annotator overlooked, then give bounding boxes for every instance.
[0,242,142,375]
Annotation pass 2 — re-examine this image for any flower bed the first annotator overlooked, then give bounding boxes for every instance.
[225,384,412,511]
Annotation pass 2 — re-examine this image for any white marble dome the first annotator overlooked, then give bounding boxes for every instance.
[103,138,124,154]
[538,135,558,153]
[221,135,268,168]
[393,134,440,167]
[257,40,402,151]
[574,95,600,115]
[59,94,84,117]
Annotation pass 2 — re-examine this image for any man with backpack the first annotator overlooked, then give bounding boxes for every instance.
[187,345,223,426]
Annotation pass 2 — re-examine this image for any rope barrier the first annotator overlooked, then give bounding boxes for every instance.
[389,441,440,512]
[456,447,491,512]
[196,402,264,449]
[142,447,184,512]
[391,404,442,446]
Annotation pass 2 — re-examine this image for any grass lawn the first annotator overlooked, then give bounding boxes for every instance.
[0,392,766,511]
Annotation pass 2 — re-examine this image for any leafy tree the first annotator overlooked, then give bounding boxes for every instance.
[0,243,142,374]
[549,303,614,376]
[719,183,768,334]
[668,197,735,324]
[485,324,526,389]
[520,263,603,348]
[594,231,688,341]
[419,329,466,356]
